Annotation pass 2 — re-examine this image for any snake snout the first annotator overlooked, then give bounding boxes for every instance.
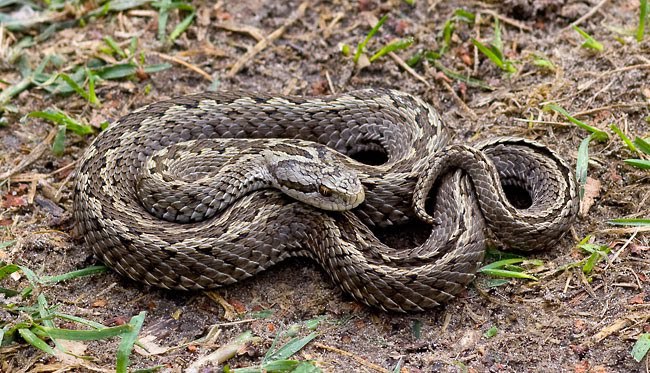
[314,174,365,211]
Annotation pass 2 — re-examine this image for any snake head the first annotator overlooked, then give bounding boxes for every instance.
[266,146,365,211]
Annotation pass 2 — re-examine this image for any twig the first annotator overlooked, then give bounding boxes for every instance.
[323,12,344,39]
[572,102,649,117]
[512,118,571,126]
[562,0,609,32]
[481,9,533,31]
[227,1,308,77]
[152,51,213,82]
[325,70,336,94]
[0,126,57,180]
[314,342,390,373]
[205,291,236,320]
[216,22,265,42]
[388,52,430,87]
[600,226,650,234]
[440,79,478,121]
[605,228,639,270]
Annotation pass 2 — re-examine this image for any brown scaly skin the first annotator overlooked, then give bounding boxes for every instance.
[73,89,577,312]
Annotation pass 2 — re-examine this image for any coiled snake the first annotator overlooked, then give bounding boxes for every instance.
[73,89,578,312]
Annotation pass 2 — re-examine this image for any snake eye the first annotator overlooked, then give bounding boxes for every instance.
[318,185,332,197]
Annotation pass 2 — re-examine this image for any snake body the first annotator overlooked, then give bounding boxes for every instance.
[73,89,578,312]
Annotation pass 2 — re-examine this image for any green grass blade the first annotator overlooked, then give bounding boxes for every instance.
[19,328,55,355]
[576,134,592,200]
[492,18,503,55]
[52,125,66,156]
[582,252,600,274]
[0,263,21,281]
[543,104,609,141]
[354,14,388,63]
[608,218,650,226]
[266,332,318,362]
[57,73,90,102]
[86,68,100,106]
[155,0,171,41]
[633,137,650,155]
[0,287,19,296]
[609,124,637,152]
[262,359,300,371]
[632,333,650,362]
[34,324,132,341]
[169,11,195,42]
[17,264,41,286]
[623,159,650,169]
[638,0,648,42]
[103,36,127,58]
[0,240,17,249]
[142,63,172,74]
[92,63,138,80]
[439,19,454,55]
[52,313,109,330]
[531,54,556,71]
[479,258,527,270]
[116,311,146,373]
[369,37,414,62]
[41,265,109,284]
[471,38,504,69]
[483,326,498,338]
[430,60,493,90]
[37,294,55,329]
[28,109,95,135]
[0,77,32,107]
[572,25,604,51]
[453,9,475,23]
[478,268,538,281]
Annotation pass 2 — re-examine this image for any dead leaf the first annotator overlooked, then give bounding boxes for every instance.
[579,177,601,216]
[2,193,27,208]
[92,299,107,307]
[628,293,646,305]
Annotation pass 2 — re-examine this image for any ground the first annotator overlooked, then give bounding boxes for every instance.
[1,0,649,372]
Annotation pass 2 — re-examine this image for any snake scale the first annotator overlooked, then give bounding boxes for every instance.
[73,89,579,312]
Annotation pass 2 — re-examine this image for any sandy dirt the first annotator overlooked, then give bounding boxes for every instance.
[1,0,649,372]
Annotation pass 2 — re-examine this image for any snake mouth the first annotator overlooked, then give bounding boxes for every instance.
[348,187,365,209]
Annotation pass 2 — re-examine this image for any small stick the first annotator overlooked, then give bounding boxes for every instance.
[481,9,533,31]
[562,0,609,32]
[0,126,57,180]
[325,70,336,94]
[153,51,213,82]
[572,102,649,117]
[388,52,430,87]
[216,22,265,42]
[314,342,390,373]
[227,2,308,77]
[440,79,478,121]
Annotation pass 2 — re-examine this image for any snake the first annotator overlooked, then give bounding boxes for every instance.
[73,89,579,312]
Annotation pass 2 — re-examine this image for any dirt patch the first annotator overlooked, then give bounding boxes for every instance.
[1,0,649,372]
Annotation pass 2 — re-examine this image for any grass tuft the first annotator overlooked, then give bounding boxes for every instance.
[576,238,611,274]
[471,19,516,74]
[543,104,609,141]
[478,258,541,281]
[369,37,414,62]
[354,14,388,64]
[0,263,145,372]
[227,318,323,372]
[572,25,604,51]
[483,326,498,338]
